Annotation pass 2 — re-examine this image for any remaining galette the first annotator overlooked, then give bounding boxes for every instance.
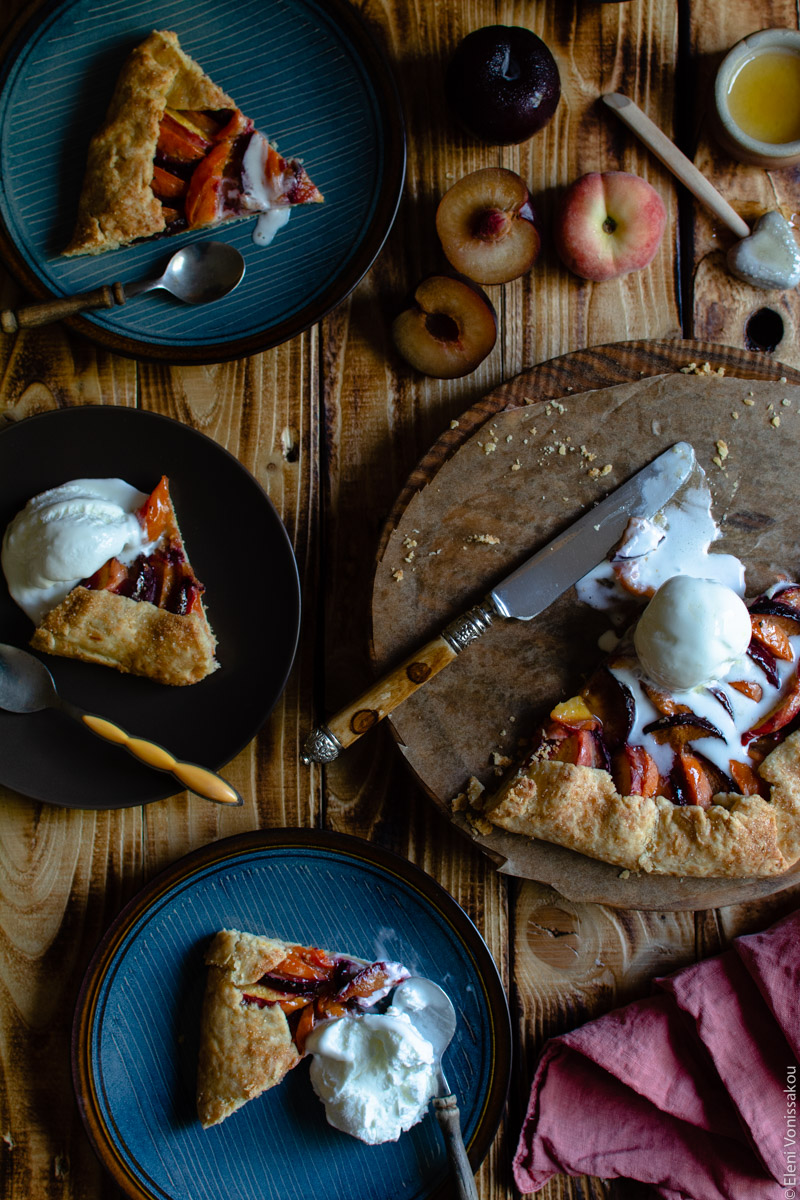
[31,476,217,686]
[65,29,322,256]
[196,928,408,1128]
[484,584,800,878]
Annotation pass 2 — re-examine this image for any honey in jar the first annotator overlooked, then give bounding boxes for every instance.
[727,48,800,144]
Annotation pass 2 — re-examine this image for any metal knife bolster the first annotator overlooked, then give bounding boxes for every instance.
[441,600,497,653]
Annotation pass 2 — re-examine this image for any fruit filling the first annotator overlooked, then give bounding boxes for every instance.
[239,945,408,1053]
[151,107,320,234]
[80,476,205,616]
[530,583,800,807]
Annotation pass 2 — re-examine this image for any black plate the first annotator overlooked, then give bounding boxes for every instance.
[0,407,301,808]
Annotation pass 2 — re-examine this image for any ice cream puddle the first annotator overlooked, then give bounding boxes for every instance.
[241,132,293,247]
[571,463,800,790]
[2,479,154,624]
[306,1004,437,1144]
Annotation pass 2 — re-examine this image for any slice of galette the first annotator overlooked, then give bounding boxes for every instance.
[196,928,408,1128]
[31,476,217,686]
[482,584,800,878]
[65,29,322,256]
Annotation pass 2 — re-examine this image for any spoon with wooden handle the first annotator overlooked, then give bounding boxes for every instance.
[0,241,246,333]
[0,643,242,806]
[602,93,800,289]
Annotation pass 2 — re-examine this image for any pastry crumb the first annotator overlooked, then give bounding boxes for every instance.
[450,419,460,429]
[466,533,501,545]
[618,869,631,880]
[466,811,495,837]
[391,569,404,582]
[771,415,781,428]
[466,776,486,807]
[511,459,521,472]
[715,440,729,460]
[450,791,468,813]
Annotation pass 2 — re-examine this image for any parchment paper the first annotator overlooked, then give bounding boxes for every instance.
[371,372,800,909]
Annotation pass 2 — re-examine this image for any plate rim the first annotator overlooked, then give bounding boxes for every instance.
[71,827,513,1200]
[0,0,406,365]
[0,405,302,808]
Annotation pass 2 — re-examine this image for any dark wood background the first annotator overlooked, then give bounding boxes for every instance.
[1,2,799,1198]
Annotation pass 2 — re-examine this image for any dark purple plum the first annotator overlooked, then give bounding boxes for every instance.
[445,26,561,145]
[747,638,780,687]
[642,712,724,745]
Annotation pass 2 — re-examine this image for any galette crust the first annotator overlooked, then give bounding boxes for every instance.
[30,586,217,686]
[65,30,235,256]
[196,930,300,1129]
[485,731,800,878]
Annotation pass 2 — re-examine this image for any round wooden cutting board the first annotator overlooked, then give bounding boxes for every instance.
[371,339,800,910]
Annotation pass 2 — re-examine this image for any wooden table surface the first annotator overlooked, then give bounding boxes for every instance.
[2,2,800,1198]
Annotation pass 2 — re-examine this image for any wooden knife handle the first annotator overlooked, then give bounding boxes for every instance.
[301,601,496,763]
[1,282,126,333]
[433,1095,479,1200]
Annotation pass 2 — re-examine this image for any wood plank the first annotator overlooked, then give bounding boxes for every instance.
[689,0,800,367]
[319,5,683,1199]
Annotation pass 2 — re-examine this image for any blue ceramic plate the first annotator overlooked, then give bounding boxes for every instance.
[0,0,404,362]
[0,407,301,808]
[72,830,511,1200]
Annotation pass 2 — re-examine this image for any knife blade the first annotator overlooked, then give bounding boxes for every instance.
[301,441,696,764]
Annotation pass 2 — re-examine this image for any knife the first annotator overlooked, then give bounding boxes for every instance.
[301,441,696,764]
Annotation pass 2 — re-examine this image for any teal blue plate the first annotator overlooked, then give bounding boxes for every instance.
[0,0,405,363]
[72,830,511,1200]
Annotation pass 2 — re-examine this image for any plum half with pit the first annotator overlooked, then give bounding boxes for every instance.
[445,26,561,145]
[435,167,541,285]
[391,275,497,378]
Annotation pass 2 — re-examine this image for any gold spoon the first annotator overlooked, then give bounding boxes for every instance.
[0,643,242,806]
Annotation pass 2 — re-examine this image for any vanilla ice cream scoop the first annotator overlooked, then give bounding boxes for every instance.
[633,575,752,691]
[2,479,151,624]
[306,1008,437,1145]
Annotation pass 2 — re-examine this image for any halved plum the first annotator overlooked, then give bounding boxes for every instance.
[391,275,497,378]
[435,167,541,285]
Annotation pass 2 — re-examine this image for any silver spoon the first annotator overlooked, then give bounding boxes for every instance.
[0,241,246,334]
[0,643,242,806]
[392,977,479,1200]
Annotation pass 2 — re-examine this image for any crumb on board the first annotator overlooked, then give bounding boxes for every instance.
[743,397,755,406]
[511,459,521,472]
[450,419,459,429]
[466,532,501,545]
[680,361,725,376]
[391,569,404,582]
[588,464,613,479]
[619,869,631,880]
[771,415,781,428]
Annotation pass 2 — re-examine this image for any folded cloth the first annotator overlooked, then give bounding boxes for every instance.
[513,907,800,1199]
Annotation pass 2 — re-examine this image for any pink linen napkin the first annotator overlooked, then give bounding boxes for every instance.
[513,908,800,1199]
